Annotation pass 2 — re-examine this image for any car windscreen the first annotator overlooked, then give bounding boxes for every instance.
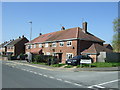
[72,56,82,59]
[81,55,91,59]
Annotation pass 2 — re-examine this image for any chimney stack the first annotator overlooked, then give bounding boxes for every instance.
[61,26,65,30]
[82,22,87,33]
[22,35,24,38]
[39,33,42,36]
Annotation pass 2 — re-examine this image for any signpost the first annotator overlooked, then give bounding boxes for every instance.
[80,59,92,67]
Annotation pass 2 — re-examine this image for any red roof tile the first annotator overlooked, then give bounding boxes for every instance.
[82,43,113,54]
[29,48,42,54]
[26,27,104,44]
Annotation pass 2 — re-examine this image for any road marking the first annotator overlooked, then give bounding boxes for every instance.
[49,76,55,79]
[73,83,82,86]
[26,70,30,72]
[88,79,120,88]
[33,72,37,74]
[64,80,72,84]
[22,69,26,71]
[94,85,105,88]
[12,62,53,71]
[29,70,34,73]
[38,73,42,75]
[43,75,48,77]
[56,78,62,81]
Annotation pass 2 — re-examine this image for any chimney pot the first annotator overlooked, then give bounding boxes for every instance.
[39,33,42,36]
[61,26,65,30]
[82,22,87,33]
[19,36,21,38]
[22,35,24,38]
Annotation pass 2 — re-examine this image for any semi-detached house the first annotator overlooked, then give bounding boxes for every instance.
[25,22,112,63]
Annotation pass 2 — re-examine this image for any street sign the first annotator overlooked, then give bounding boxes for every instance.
[80,59,92,64]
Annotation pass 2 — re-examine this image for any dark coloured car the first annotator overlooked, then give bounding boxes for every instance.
[66,55,92,66]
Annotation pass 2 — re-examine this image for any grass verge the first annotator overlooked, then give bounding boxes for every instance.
[77,62,120,68]
[50,64,66,67]
[31,62,48,65]
[64,65,73,68]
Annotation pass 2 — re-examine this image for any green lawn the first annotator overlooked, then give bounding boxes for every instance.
[50,64,66,67]
[32,62,120,68]
[77,62,120,68]
[64,65,73,68]
[31,62,48,65]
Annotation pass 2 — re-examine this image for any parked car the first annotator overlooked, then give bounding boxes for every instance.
[66,55,93,66]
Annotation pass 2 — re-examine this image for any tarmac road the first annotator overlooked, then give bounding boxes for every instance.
[1,60,120,89]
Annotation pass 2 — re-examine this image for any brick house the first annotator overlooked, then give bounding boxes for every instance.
[6,35,29,56]
[25,22,112,63]
[0,41,13,55]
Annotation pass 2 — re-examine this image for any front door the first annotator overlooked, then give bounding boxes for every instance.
[58,53,62,63]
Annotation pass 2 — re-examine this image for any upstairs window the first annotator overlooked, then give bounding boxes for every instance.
[39,44,42,48]
[30,45,32,49]
[34,44,36,48]
[45,43,48,47]
[59,42,64,47]
[52,42,56,47]
[67,41,72,47]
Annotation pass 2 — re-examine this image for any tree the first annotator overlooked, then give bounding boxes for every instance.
[112,18,120,52]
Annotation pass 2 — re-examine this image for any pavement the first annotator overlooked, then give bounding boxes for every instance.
[1,60,120,89]
[5,60,120,72]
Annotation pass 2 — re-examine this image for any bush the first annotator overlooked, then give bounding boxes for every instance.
[33,54,59,64]
[33,55,43,63]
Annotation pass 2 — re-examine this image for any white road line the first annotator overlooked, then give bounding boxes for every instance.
[43,75,48,77]
[94,85,105,88]
[49,76,55,79]
[26,70,30,72]
[97,79,120,86]
[29,71,34,73]
[38,73,42,75]
[56,78,62,81]
[88,79,120,88]
[22,69,26,71]
[73,83,82,87]
[64,80,72,84]
[33,72,37,74]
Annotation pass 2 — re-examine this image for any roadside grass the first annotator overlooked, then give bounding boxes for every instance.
[31,62,48,65]
[50,64,66,67]
[77,62,120,68]
[32,62,66,67]
[64,65,73,68]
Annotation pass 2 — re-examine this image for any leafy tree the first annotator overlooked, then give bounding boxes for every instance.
[112,18,120,52]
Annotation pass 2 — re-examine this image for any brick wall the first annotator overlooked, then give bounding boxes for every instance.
[26,40,78,63]
[15,38,29,55]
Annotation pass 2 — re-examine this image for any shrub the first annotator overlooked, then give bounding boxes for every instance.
[33,55,42,63]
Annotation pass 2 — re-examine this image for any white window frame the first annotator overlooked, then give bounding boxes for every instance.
[67,41,72,47]
[66,53,73,60]
[59,42,64,47]
[45,43,48,47]
[39,44,42,48]
[34,44,36,48]
[46,52,50,55]
[52,42,56,47]
[30,45,32,49]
